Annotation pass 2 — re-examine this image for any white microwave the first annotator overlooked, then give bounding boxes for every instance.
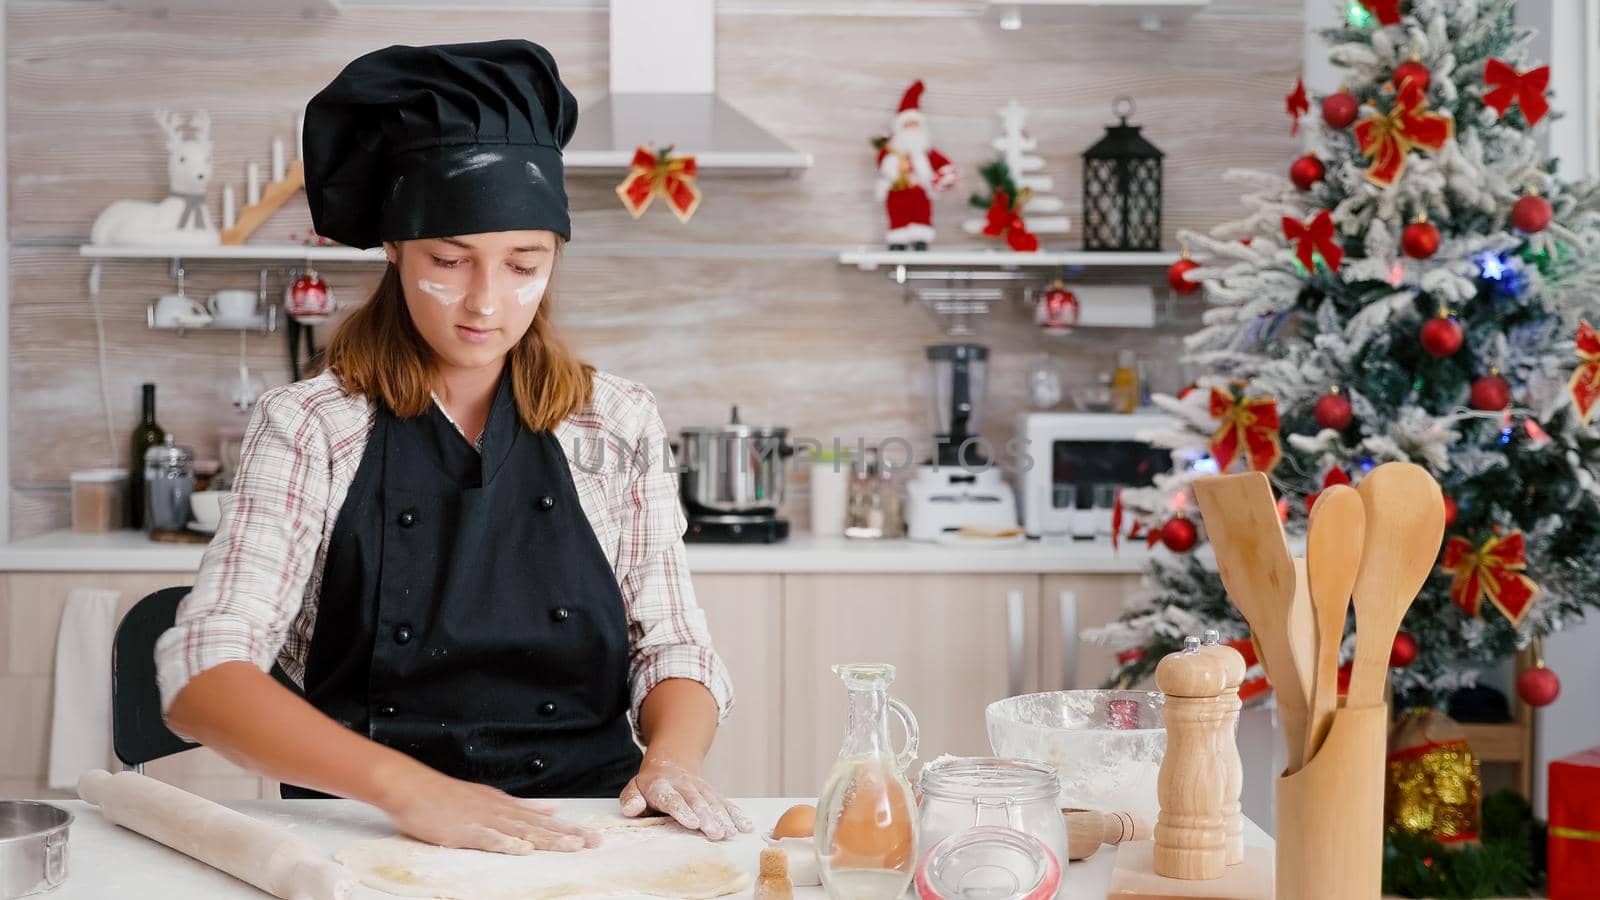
[1015,412,1176,539]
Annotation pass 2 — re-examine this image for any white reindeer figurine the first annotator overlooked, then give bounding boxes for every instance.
[90,110,219,246]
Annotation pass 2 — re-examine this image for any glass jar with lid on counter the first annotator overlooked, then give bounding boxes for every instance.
[845,446,905,540]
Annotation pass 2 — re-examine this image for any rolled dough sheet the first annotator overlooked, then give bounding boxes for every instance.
[336,814,749,900]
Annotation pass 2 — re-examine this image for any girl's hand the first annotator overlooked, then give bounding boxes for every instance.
[618,754,753,842]
[384,765,600,855]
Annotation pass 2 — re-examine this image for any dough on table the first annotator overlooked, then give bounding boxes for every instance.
[336,814,747,900]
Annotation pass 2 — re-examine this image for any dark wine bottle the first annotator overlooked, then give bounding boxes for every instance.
[128,383,164,529]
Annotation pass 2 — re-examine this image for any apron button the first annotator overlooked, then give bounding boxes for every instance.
[398,509,419,528]
[377,705,398,717]
[531,757,546,772]
[538,701,558,717]
[537,495,555,510]
[551,607,570,623]
[393,624,413,645]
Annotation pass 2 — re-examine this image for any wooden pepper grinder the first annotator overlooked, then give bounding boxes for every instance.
[1153,635,1230,880]
[1199,629,1247,866]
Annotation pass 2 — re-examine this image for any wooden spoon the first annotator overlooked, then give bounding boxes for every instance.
[1304,485,1365,762]
[1347,463,1445,708]
[1192,472,1313,772]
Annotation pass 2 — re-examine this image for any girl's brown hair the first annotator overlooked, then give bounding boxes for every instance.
[316,244,594,431]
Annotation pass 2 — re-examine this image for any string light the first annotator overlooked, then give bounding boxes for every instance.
[1345,0,1375,28]
[1476,251,1509,281]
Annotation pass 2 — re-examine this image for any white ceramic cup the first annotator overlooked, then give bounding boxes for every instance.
[208,290,257,323]
[188,490,227,531]
[154,293,210,327]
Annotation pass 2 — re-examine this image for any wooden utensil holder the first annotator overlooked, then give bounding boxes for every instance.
[1275,703,1387,900]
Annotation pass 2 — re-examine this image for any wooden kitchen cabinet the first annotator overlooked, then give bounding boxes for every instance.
[779,574,1041,797]
[1038,574,1145,691]
[692,574,783,797]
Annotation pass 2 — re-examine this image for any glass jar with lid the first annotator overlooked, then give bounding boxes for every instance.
[846,447,906,540]
[916,757,1068,894]
[143,433,196,534]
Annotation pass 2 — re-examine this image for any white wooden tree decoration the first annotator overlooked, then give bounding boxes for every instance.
[964,100,1070,236]
[90,110,220,246]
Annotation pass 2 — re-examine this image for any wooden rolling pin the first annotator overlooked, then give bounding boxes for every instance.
[78,769,353,900]
[1061,808,1151,860]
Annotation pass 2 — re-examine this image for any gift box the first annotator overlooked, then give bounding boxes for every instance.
[1548,747,1600,900]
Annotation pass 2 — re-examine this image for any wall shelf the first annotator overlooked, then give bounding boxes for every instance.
[838,246,1180,271]
[986,0,1210,31]
[80,243,382,262]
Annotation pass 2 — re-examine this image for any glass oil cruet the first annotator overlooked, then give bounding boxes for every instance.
[815,663,921,899]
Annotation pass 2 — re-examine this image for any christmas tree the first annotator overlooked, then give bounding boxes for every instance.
[1087,0,1600,710]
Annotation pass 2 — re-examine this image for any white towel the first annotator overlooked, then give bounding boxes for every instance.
[48,588,122,789]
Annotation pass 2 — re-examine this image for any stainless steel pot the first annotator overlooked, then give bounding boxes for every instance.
[0,802,71,898]
[678,406,792,514]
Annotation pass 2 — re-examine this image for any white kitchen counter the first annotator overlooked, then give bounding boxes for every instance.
[28,796,1272,898]
[0,529,1169,574]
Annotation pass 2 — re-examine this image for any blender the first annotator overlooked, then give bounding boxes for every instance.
[906,344,1020,541]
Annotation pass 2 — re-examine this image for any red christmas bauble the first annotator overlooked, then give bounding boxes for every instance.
[1322,91,1360,129]
[1471,374,1511,411]
[1419,317,1464,357]
[1511,194,1553,233]
[1315,391,1354,430]
[1516,665,1560,708]
[1177,382,1197,400]
[1393,60,1431,92]
[1336,662,1353,695]
[1402,220,1441,259]
[1167,258,1202,295]
[1160,518,1198,553]
[1442,494,1458,527]
[1290,154,1326,191]
[1389,632,1417,668]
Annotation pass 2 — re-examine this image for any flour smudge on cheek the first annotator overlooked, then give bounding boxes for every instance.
[514,273,549,308]
[416,279,465,307]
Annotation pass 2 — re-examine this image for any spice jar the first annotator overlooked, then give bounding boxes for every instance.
[70,469,127,534]
[845,448,905,540]
[143,434,196,534]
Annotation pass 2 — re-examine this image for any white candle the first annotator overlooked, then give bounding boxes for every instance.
[222,185,236,229]
[247,163,261,205]
[295,114,304,160]
[271,138,285,182]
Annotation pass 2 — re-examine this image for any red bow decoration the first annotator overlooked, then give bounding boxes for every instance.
[1286,77,1309,135]
[1354,80,1454,186]
[1360,0,1401,25]
[615,145,701,223]
[1305,466,1352,514]
[1224,638,1271,703]
[1440,531,1540,626]
[982,189,1040,252]
[1569,320,1600,426]
[1483,59,1551,126]
[1282,211,1344,272]
[1208,387,1283,474]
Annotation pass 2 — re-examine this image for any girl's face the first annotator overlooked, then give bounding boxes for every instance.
[386,230,557,373]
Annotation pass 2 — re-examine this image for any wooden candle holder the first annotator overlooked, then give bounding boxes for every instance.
[221,160,304,245]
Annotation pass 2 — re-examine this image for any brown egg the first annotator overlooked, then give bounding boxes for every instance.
[772,803,817,839]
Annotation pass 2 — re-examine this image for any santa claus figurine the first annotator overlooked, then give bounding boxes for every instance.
[874,80,958,250]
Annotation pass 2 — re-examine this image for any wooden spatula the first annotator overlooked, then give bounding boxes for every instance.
[1348,463,1445,708]
[1192,471,1313,772]
[1304,485,1365,761]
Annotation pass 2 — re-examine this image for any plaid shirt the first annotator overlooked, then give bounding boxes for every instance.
[154,369,733,730]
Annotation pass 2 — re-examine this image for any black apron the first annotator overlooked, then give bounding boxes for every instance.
[282,374,643,798]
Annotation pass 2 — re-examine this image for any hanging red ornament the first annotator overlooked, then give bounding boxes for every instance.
[1511,193,1553,233]
[1160,517,1198,553]
[1315,387,1354,430]
[1167,253,1202,295]
[1442,494,1458,527]
[1290,153,1326,191]
[1471,373,1511,411]
[1401,215,1441,259]
[1392,59,1431,93]
[1286,77,1310,135]
[1516,665,1560,708]
[1322,90,1360,129]
[1305,466,1352,514]
[1420,315,1464,357]
[1359,0,1401,26]
[1390,632,1417,668]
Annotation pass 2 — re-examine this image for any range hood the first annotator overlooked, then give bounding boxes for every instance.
[565,0,812,175]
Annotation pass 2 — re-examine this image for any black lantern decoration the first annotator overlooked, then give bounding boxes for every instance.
[1082,96,1165,251]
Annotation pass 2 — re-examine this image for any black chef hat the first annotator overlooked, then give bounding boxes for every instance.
[303,39,579,249]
